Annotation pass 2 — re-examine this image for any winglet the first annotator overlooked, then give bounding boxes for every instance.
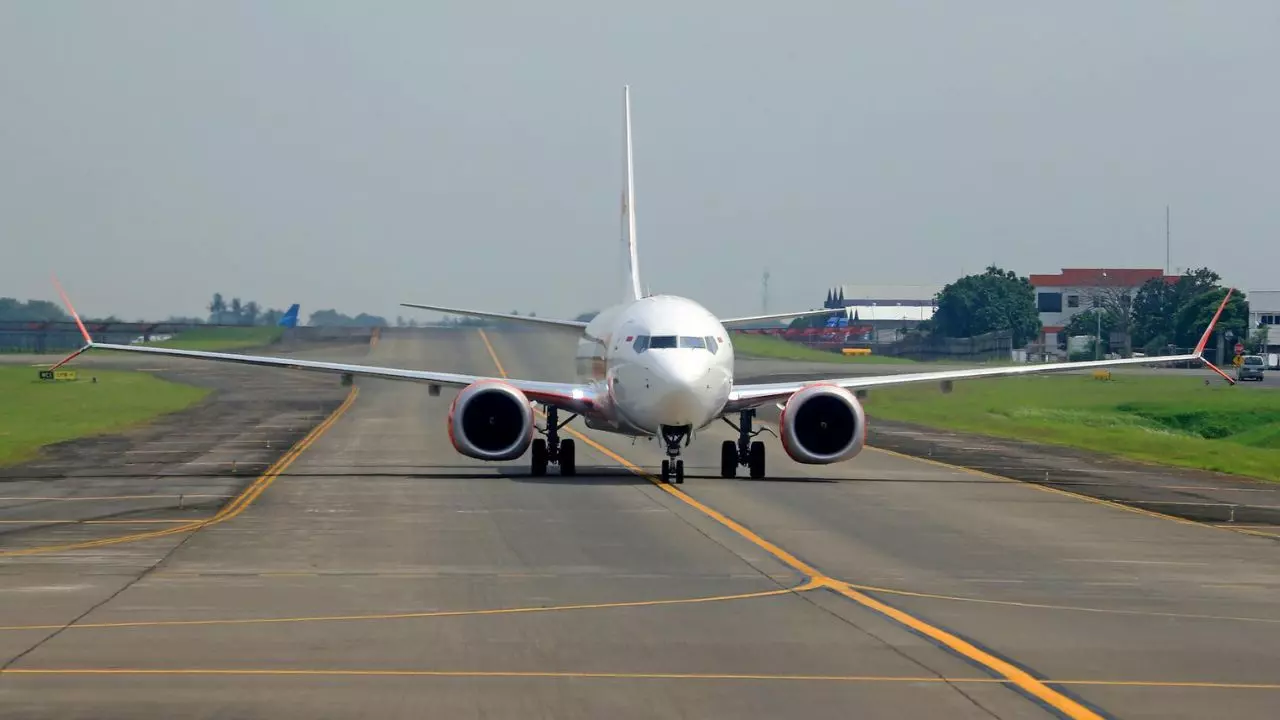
[1200,357,1238,386]
[1192,288,1234,357]
[52,276,93,345]
[48,345,90,371]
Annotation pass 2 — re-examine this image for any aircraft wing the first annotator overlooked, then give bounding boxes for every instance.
[47,284,599,415]
[726,289,1237,413]
[719,308,839,327]
[67,342,600,415]
[400,302,587,330]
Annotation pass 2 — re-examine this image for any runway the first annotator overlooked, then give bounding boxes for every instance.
[1,329,1278,719]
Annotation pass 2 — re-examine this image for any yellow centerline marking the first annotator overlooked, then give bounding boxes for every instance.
[2,668,1277,690]
[476,330,1104,720]
[0,388,358,558]
[0,582,816,632]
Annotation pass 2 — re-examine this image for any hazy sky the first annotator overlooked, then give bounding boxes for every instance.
[2,2,1277,322]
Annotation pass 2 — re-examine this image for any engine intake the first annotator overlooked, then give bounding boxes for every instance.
[448,381,535,461]
[779,385,866,464]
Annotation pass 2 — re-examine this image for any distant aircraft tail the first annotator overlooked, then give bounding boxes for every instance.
[278,304,300,328]
[622,86,643,302]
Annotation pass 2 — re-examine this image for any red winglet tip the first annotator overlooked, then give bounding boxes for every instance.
[51,276,92,345]
[1192,288,1234,357]
[1200,358,1237,386]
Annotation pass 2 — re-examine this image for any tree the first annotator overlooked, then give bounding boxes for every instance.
[1174,287,1248,351]
[0,298,70,322]
[259,308,284,326]
[1131,268,1222,352]
[229,298,243,323]
[208,293,226,324]
[931,266,1041,347]
[1247,326,1268,355]
[307,309,389,327]
[242,301,260,326]
[1062,309,1119,355]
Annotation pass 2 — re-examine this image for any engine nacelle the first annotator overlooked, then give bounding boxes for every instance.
[778,384,867,464]
[448,381,535,461]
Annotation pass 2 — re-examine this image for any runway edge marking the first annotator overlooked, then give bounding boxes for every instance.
[0,387,359,558]
[477,329,1105,720]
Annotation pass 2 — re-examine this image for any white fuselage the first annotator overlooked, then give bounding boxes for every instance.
[574,295,735,436]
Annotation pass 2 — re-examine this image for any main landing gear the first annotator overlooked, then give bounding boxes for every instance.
[659,424,690,484]
[530,405,578,477]
[720,409,769,479]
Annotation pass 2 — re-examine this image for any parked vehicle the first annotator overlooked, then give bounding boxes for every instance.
[1238,355,1266,381]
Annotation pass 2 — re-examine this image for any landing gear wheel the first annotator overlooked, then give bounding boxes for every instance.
[661,459,671,484]
[530,439,548,477]
[720,440,737,478]
[559,439,576,476]
[675,459,685,484]
[748,441,766,479]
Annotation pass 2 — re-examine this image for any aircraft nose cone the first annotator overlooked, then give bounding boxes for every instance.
[651,354,709,386]
[648,355,713,426]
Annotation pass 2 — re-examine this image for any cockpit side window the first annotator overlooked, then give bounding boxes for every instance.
[632,335,650,353]
[705,336,718,354]
[648,335,678,349]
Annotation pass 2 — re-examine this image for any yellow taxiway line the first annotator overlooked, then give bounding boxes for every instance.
[476,329,1105,720]
[3,667,1278,692]
[0,582,816,633]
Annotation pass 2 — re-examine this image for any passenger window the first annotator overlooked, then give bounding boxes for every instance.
[632,335,649,353]
[649,336,677,349]
[679,336,706,349]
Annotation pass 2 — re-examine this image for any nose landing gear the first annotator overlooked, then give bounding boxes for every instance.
[719,409,771,479]
[531,405,578,477]
[659,424,690,484]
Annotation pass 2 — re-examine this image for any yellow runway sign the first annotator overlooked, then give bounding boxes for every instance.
[38,370,78,381]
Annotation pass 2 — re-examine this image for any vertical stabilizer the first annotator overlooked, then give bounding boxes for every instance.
[278,304,300,328]
[622,86,643,301]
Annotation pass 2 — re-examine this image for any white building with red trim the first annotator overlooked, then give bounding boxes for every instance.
[1029,268,1177,349]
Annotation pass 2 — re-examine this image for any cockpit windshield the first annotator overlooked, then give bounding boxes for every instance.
[631,335,719,353]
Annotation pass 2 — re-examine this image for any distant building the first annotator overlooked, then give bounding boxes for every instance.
[1029,268,1177,349]
[821,284,938,340]
[1249,290,1280,356]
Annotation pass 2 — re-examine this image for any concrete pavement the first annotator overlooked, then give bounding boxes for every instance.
[1,328,1277,718]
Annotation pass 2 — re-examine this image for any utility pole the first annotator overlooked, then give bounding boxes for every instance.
[1165,205,1171,275]
[1094,270,1108,360]
[761,269,770,315]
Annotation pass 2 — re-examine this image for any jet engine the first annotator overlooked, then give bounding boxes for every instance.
[778,385,867,464]
[448,381,535,461]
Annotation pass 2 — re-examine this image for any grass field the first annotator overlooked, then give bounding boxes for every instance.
[731,334,917,364]
[0,366,209,466]
[865,373,1280,482]
[150,326,283,351]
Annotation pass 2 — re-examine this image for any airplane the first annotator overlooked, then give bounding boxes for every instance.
[278,304,301,328]
[51,87,1237,485]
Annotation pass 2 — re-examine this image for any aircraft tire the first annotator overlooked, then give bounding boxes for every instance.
[531,439,548,476]
[749,441,766,479]
[720,441,737,478]
[560,439,576,476]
